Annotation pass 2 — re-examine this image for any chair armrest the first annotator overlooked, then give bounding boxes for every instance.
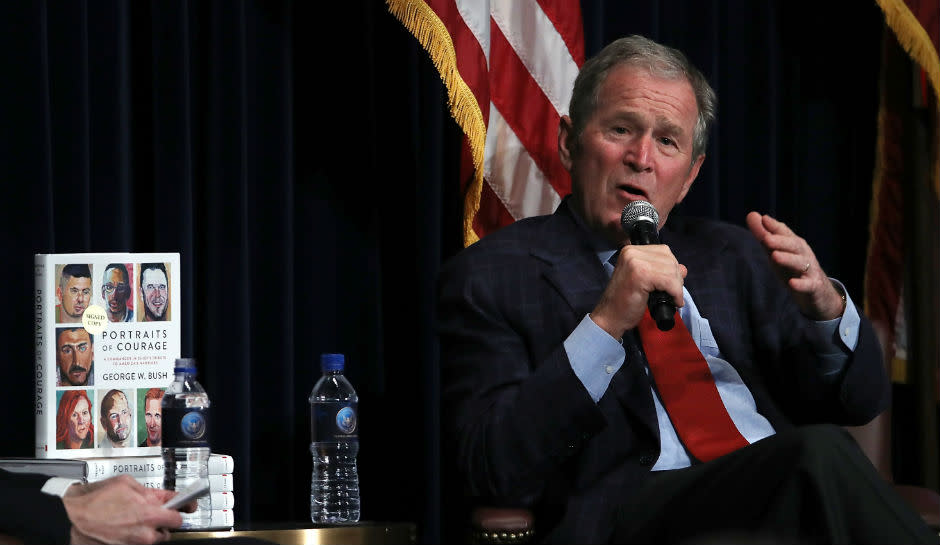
[893,484,940,531]
[470,507,535,544]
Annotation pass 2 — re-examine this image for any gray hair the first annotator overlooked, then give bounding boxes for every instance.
[567,35,717,162]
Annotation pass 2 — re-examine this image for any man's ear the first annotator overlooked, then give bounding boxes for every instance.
[558,115,575,171]
[676,154,705,204]
[56,286,62,305]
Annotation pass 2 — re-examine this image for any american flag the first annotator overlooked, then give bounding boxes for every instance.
[387,0,585,246]
[865,0,939,386]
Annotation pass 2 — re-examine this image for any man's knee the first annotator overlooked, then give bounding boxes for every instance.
[781,424,867,472]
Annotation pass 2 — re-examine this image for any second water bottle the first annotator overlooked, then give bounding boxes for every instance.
[309,353,360,523]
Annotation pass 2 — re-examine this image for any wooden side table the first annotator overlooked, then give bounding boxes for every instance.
[169,521,416,544]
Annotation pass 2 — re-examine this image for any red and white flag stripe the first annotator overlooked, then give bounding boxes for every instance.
[387,0,584,246]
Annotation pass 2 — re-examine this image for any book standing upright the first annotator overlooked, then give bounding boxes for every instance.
[34,253,181,459]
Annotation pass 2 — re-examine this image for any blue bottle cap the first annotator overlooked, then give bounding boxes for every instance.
[175,357,197,373]
[320,353,345,372]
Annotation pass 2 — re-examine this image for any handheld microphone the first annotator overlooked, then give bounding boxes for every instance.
[620,201,676,331]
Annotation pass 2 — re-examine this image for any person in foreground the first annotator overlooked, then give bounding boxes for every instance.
[0,469,279,545]
[0,469,187,544]
[436,35,938,544]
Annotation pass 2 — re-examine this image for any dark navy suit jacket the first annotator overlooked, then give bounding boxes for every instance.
[0,469,72,543]
[437,198,889,543]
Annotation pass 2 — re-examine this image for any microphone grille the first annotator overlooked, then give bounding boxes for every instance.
[621,200,660,232]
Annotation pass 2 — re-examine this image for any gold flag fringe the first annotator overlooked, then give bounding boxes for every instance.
[876,0,940,194]
[386,0,485,247]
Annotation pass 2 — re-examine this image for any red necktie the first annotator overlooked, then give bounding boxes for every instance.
[638,309,749,462]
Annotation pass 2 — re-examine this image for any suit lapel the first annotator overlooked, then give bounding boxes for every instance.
[533,202,659,441]
[531,203,609,317]
[662,221,732,332]
[662,220,747,367]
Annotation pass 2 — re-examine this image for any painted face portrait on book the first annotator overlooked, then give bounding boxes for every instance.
[55,390,94,450]
[56,327,94,387]
[101,263,133,322]
[100,389,133,448]
[140,388,163,447]
[140,263,169,321]
[56,264,92,323]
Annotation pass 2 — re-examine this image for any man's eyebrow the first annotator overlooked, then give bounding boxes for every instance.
[655,115,685,138]
[606,111,686,137]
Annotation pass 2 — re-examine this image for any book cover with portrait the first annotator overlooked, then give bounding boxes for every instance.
[34,252,181,459]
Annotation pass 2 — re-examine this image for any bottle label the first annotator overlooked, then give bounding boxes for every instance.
[162,407,210,447]
[311,401,358,442]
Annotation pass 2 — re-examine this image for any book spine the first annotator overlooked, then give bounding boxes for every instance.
[85,458,162,481]
[209,454,234,474]
[207,509,234,528]
[34,255,48,457]
[135,473,233,491]
[83,453,234,480]
[208,473,234,492]
[210,491,235,509]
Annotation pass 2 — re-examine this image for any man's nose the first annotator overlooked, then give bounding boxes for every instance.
[624,133,653,171]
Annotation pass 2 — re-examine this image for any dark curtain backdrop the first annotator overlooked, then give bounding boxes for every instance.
[0,1,887,544]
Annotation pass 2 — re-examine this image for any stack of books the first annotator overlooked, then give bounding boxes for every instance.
[0,452,235,529]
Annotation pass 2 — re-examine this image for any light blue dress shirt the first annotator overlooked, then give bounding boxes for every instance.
[564,249,861,470]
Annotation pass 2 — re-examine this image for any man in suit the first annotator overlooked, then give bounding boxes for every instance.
[437,35,938,544]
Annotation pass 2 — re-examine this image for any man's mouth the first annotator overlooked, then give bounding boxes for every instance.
[617,184,647,200]
[73,305,86,313]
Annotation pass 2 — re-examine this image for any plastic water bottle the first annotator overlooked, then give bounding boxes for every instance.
[309,353,360,523]
[162,358,212,529]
